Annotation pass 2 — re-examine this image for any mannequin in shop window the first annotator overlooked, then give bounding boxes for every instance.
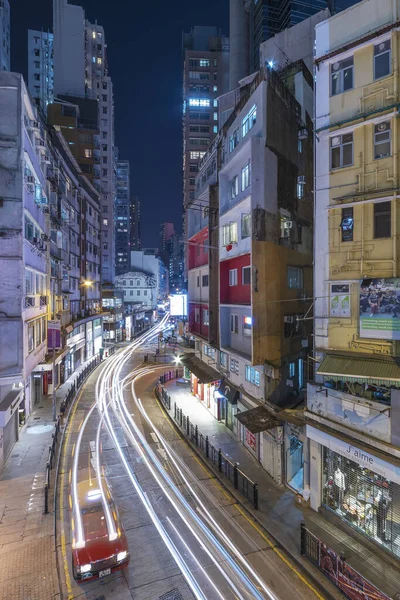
[334,463,346,509]
[375,489,391,542]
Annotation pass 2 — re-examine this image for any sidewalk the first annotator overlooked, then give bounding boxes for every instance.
[163,379,400,600]
[0,357,100,600]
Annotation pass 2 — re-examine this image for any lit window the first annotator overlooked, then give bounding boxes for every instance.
[229,129,239,152]
[92,56,96,63]
[213,125,218,133]
[188,98,210,107]
[230,357,239,373]
[199,59,209,67]
[297,182,304,199]
[241,163,250,191]
[103,218,108,226]
[213,112,218,121]
[213,99,218,107]
[92,31,96,39]
[374,40,391,80]
[331,57,353,96]
[202,309,209,326]
[97,57,102,65]
[222,221,238,245]
[213,85,218,92]
[245,365,260,386]
[243,316,252,337]
[84,148,92,158]
[189,151,206,160]
[242,104,257,137]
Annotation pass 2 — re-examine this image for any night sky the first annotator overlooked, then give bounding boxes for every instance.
[11,0,229,247]
[11,1,357,247]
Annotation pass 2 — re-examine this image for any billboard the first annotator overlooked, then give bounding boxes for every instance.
[330,283,350,318]
[360,278,400,340]
[169,294,188,317]
[47,320,61,350]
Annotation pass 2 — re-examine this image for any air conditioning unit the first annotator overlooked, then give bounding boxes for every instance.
[30,120,40,129]
[25,175,35,184]
[298,128,308,140]
[297,175,306,184]
[284,316,295,324]
[283,221,293,229]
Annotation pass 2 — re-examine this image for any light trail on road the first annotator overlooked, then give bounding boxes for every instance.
[68,315,310,599]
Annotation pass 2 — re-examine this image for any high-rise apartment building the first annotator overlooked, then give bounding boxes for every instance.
[0,0,10,72]
[115,160,130,275]
[53,0,116,284]
[310,0,400,565]
[27,30,54,109]
[182,27,229,211]
[168,234,185,292]
[159,222,175,266]
[130,196,141,252]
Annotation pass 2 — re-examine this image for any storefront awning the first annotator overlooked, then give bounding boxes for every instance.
[317,354,400,382]
[216,379,239,404]
[180,354,221,384]
[235,406,280,434]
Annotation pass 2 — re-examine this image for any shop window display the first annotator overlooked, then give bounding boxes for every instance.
[322,448,400,557]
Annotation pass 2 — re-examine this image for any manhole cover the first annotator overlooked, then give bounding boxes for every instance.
[159,590,183,600]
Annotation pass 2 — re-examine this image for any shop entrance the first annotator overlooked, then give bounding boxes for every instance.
[286,436,304,492]
[322,447,400,558]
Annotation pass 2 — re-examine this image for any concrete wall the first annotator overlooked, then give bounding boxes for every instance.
[53,0,85,97]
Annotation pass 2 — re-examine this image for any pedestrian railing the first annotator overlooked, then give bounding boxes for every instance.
[155,378,259,510]
[300,523,391,600]
[44,354,101,514]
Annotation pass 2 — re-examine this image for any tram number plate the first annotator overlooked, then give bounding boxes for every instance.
[99,568,111,578]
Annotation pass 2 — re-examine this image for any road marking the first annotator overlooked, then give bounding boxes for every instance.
[153,390,324,600]
[59,388,85,600]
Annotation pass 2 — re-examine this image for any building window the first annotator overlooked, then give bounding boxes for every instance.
[330,134,353,169]
[195,307,200,322]
[374,122,391,159]
[213,59,218,67]
[243,316,252,337]
[242,266,251,285]
[374,201,391,239]
[289,362,296,378]
[284,316,297,338]
[213,125,218,133]
[241,213,251,239]
[331,57,353,95]
[219,351,227,368]
[190,151,206,160]
[297,182,304,199]
[229,268,238,286]
[103,218,108,226]
[213,99,218,107]
[28,322,35,353]
[84,148,92,158]
[341,207,354,242]
[230,357,239,374]
[245,365,260,386]
[287,266,303,289]
[213,85,218,92]
[202,274,209,287]
[189,178,195,186]
[103,156,107,164]
[242,104,257,137]
[230,313,239,334]
[222,222,238,245]
[102,169,108,177]
[203,309,209,326]
[213,112,218,121]
[188,98,210,107]
[102,106,107,114]
[231,175,239,199]
[130,290,133,296]
[229,128,239,153]
[374,40,391,80]
[137,290,140,295]
[241,162,250,191]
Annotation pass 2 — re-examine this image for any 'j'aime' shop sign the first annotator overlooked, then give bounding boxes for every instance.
[359,278,400,340]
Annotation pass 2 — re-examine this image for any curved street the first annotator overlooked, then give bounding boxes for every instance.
[57,323,322,600]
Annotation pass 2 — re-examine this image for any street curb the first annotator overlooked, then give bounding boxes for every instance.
[154,384,344,600]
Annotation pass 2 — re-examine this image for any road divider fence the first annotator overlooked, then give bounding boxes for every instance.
[155,371,259,510]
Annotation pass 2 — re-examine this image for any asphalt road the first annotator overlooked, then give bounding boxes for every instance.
[57,322,325,600]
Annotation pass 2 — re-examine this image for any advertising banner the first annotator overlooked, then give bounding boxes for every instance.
[170,294,188,316]
[330,284,351,318]
[47,320,61,350]
[360,278,400,340]
[318,540,391,600]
